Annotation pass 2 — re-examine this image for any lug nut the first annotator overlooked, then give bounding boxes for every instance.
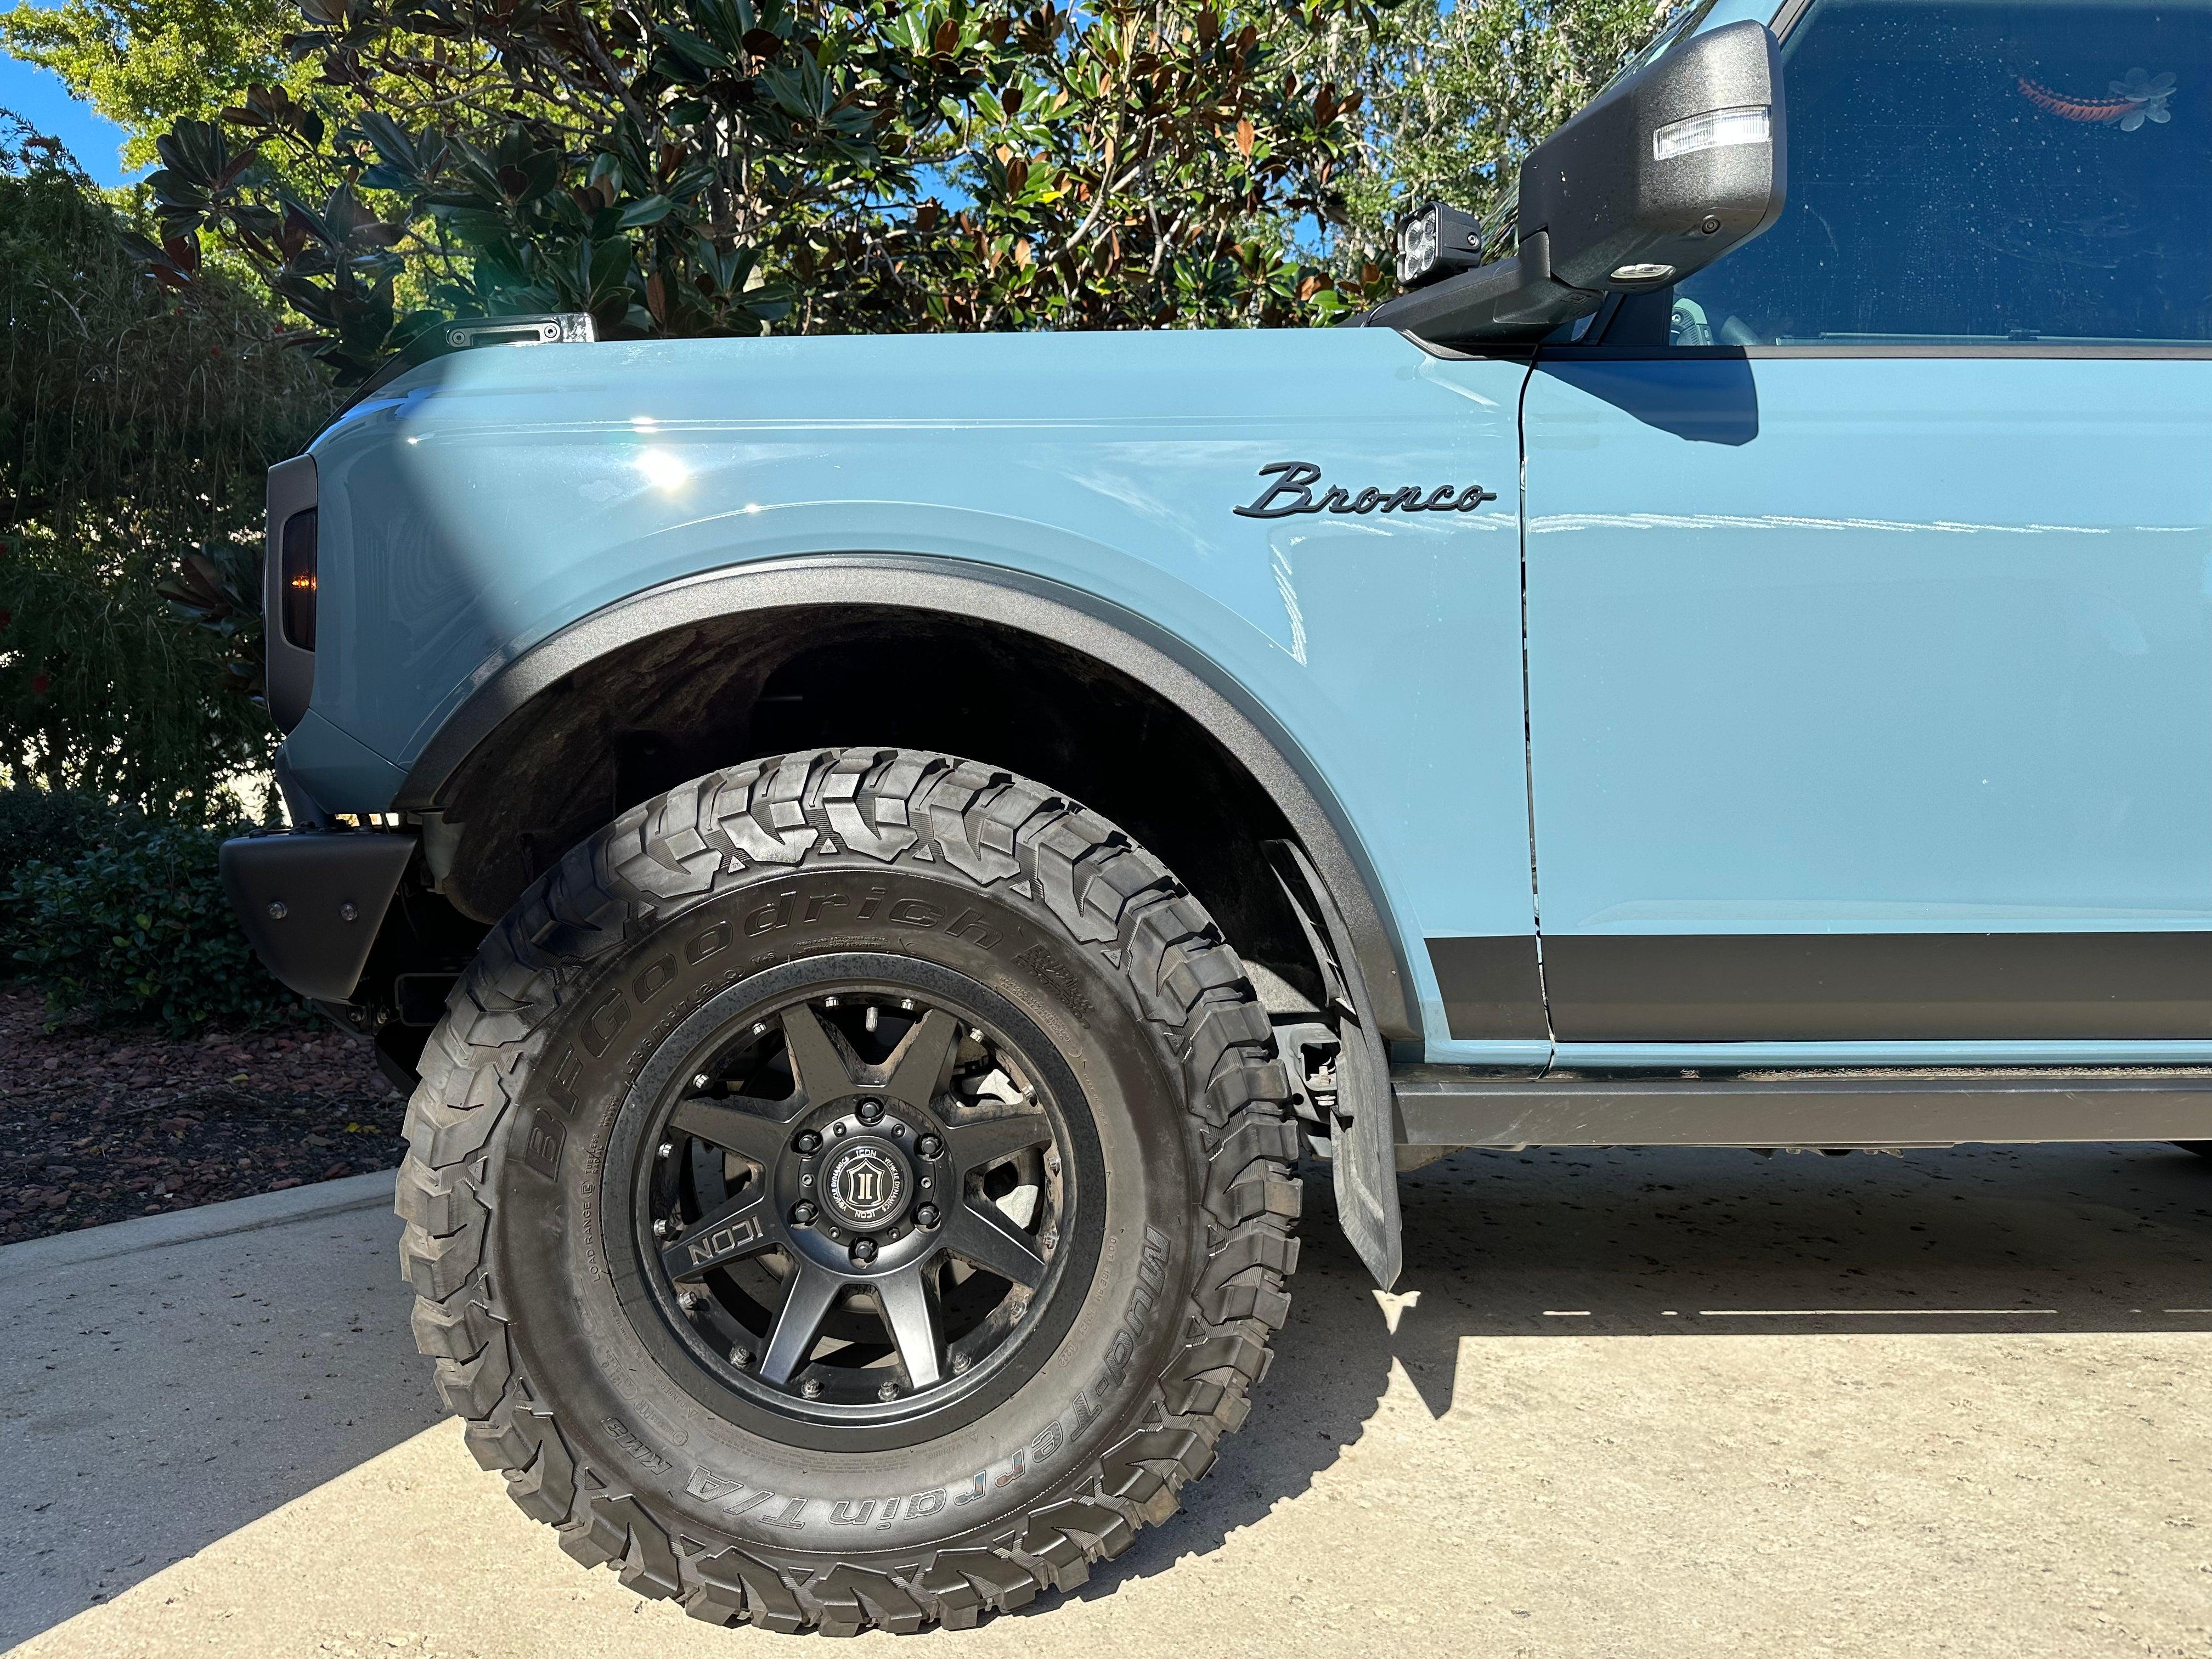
[915,1203,941,1229]
[850,1238,879,1266]
[801,1378,822,1398]
[877,1380,899,1401]
[794,1130,821,1154]
[917,1135,943,1159]
[856,1098,884,1125]
[791,1201,817,1226]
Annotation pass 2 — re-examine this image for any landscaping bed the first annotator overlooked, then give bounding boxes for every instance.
[0,984,406,1246]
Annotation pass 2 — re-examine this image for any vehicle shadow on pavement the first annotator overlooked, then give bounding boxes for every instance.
[1058,1141,2212,1610]
[0,1185,443,1651]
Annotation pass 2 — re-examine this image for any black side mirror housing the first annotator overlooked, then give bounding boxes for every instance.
[1367,19,1787,345]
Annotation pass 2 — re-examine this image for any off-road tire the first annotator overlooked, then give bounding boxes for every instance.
[394,748,1302,1633]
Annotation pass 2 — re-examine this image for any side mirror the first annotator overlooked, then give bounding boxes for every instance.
[1369,19,1786,345]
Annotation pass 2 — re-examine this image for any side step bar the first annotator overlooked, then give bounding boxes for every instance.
[1392,1067,2212,1149]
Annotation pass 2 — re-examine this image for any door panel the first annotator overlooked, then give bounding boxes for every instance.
[1522,353,2212,1045]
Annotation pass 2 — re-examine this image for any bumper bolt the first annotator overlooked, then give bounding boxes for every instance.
[917,1135,943,1159]
[915,1204,941,1229]
[791,1201,817,1226]
[850,1238,879,1266]
[794,1130,821,1154]
[856,1098,885,1125]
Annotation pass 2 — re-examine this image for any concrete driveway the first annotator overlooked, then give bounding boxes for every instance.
[4,1144,2209,1657]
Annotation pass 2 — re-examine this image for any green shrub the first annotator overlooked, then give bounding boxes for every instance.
[0,783,143,870]
[5,817,306,1035]
[0,784,142,943]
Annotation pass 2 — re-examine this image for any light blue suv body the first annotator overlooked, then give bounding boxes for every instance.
[237,0,2212,1230]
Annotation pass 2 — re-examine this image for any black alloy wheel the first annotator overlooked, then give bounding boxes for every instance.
[627,984,1084,1432]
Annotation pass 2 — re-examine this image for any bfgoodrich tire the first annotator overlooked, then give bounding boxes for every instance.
[395,749,1302,1633]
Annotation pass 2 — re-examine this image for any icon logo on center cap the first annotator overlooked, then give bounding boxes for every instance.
[825,1142,907,1228]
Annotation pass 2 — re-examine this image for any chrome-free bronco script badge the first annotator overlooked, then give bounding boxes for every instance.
[1233,461,1499,519]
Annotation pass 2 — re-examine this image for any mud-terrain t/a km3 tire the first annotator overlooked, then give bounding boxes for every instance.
[395,749,1302,1633]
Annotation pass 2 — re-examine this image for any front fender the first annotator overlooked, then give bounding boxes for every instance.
[291,328,1539,1059]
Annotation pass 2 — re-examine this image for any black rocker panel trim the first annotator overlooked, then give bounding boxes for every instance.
[1540,930,2212,1042]
[1426,935,1550,1040]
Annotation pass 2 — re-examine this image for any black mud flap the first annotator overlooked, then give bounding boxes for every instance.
[1267,842,1402,1290]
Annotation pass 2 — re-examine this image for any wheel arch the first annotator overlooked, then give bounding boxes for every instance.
[392,554,1420,1043]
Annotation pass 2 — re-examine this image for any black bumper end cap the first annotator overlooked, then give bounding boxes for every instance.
[221,831,418,1004]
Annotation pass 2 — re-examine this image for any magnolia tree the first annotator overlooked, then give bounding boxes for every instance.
[1329,0,1671,272]
[76,0,1393,379]
[6,0,1674,376]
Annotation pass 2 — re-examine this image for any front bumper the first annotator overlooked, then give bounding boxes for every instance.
[220,830,418,1003]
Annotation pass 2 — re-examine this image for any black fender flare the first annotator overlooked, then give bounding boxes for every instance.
[394,553,1420,1047]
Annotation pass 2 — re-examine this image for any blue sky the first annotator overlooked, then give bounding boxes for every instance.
[2,30,138,186]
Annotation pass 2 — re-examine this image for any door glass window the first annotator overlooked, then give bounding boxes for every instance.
[1667,0,2212,344]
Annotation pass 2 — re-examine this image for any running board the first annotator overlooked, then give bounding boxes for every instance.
[1391,1067,2212,1149]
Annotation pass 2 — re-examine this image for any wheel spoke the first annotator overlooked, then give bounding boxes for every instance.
[661,1186,772,1280]
[944,1108,1052,1177]
[874,1266,945,1389]
[781,1003,861,1105]
[880,1008,961,1113]
[945,1198,1047,1288]
[669,1096,791,1166]
[759,1262,843,1386]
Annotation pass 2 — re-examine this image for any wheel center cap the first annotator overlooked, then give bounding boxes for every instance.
[819,1138,912,1231]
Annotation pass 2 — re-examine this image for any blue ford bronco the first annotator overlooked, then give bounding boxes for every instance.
[223,0,2212,1631]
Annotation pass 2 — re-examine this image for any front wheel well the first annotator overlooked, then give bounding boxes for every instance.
[420,605,1331,1013]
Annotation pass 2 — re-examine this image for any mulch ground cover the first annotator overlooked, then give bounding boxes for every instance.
[0,983,407,1247]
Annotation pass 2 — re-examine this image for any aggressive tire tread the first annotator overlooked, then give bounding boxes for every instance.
[396,748,1301,1632]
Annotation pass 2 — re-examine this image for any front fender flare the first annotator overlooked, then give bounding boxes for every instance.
[394,553,1418,1047]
